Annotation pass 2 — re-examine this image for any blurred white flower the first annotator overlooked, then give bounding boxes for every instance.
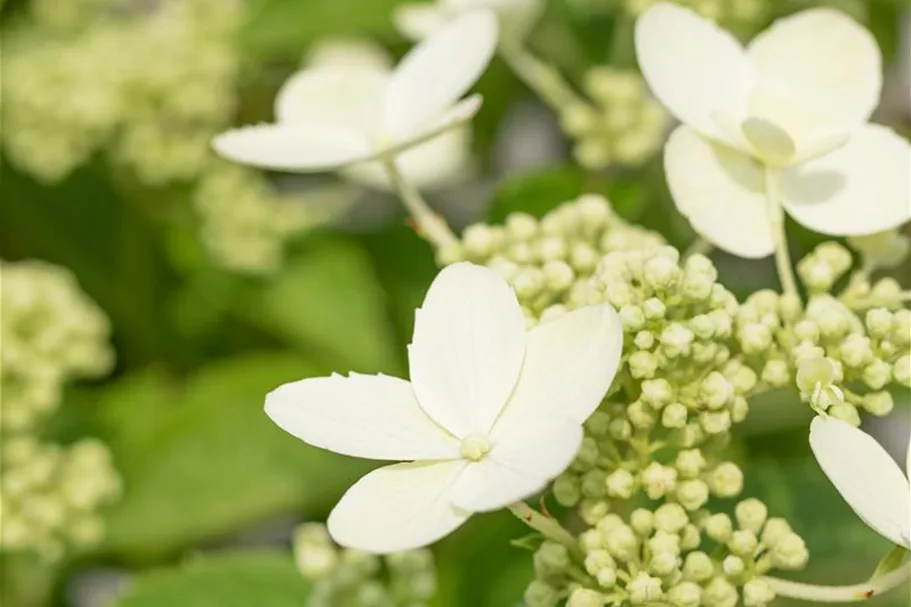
[395,0,542,42]
[809,415,910,549]
[265,263,623,553]
[636,3,911,258]
[213,11,497,189]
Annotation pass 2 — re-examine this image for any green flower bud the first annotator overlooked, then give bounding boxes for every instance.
[524,580,559,607]
[609,418,633,441]
[575,437,600,468]
[554,473,581,507]
[641,378,674,408]
[628,351,659,379]
[580,500,611,526]
[293,523,338,579]
[761,359,790,387]
[505,212,538,241]
[576,195,613,227]
[596,567,617,588]
[865,308,893,338]
[643,297,666,319]
[871,278,902,308]
[513,267,544,299]
[534,541,570,577]
[585,549,616,577]
[709,462,744,498]
[721,555,745,577]
[606,469,636,499]
[630,509,654,536]
[660,323,695,357]
[567,588,606,607]
[605,525,638,562]
[654,503,689,534]
[793,320,820,342]
[641,462,677,500]
[731,396,749,423]
[461,223,501,260]
[682,551,714,582]
[628,401,656,430]
[580,529,604,553]
[680,524,701,550]
[828,403,861,426]
[585,411,611,437]
[700,372,734,409]
[675,449,707,478]
[704,576,738,607]
[704,513,733,543]
[538,238,569,263]
[862,391,894,416]
[740,322,773,354]
[743,578,777,606]
[648,529,681,555]
[760,518,792,546]
[662,402,688,428]
[735,499,768,534]
[627,572,663,605]
[570,243,599,274]
[620,304,647,331]
[668,581,702,607]
[700,410,732,435]
[771,533,809,570]
[634,330,655,349]
[561,102,599,136]
[582,469,609,499]
[891,310,910,345]
[893,355,911,386]
[650,550,679,576]
[677,479,710,511]
[643,255,680,290]
[862,360,893,391]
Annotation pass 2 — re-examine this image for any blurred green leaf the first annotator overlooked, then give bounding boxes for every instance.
[95,354,370,563]
[114,551,309,607]
[246,235,402,374]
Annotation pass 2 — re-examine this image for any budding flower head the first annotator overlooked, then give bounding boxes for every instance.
[568,587,606,607]
[743,578,777,607]
[627,572,663,605]
[293,523,339,579]
[735,498,768,534]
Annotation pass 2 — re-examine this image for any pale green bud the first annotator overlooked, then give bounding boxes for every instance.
[596,568,617,588]
[862,359,893,390]
[761,359,790,387]
[567,587,606,607]
[628,572,663,605]
[570,243,599,274]
[641,378,674,408]
[654,503,689,533]
[576,195,613,227]
[793,320,819,342]
[677,479,710,511]
[838,334,874,368]
[293,524,338,579]
[630,509,654,536]
[661,323,694,357]
[682,551,714,582]
[648,529,681,555]
[628,401,656,430]
[580,500,611,526]
[705,513,733,543]
[771,533,809,569]
[828,403,861,426]
[681,523,701,550]
[605,524,639,562]
[721,555,745,577]
[704,576,738,607]
[650,550,679,575]
[534,541,570,577]
[513,268,544,299]
[524,580,559,607]
[643,297,666,319]
[668,581,702,607]
[760,518,792,546]
[700,410,732,435]
[620,304,646,330]
[700,372,734,409]
[731,396,749,423]
[575,437,600,468]
[554,473,581,507]
[662,402,688,428]
[643,255,680,290]
[681,257,717,301]
[862,391,894,416]
[641,462,677,499]
[891,310,910,345]
[871,278,902,308]
[561,102,599,136]
[628,351,658,379]
[609,418,633,440]
[865,308,893,338]
[437,243,464,265]
[740,322,773,354]
[709,462,744,498]
[675,449,707,479]
[676,422,706,448]
[735,498,768,534]
[634,330,655,349]
[505,212,538,241]
[893,355,911,386]
[729,529,758,557]
[582,469,609,499]
[743,578,777,607]
[462,224,501,259]
[580,529,604,553]
[538,237,568,263]
[585,549,616,577]
[585,411,611,436]
[606,469,636,499]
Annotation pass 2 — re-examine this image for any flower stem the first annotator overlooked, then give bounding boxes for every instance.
[382,158,458,251]
[762,566,911,603]
[498,41,581,110]
[764,167,799,298]
[508,502,583,561]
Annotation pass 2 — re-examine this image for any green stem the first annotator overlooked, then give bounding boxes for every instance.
[381,159,458,251]
[508,502,583,561]
[764,167,798,298]
[762,566,910,602]
[498,41,582,110]
[683,237,714,260]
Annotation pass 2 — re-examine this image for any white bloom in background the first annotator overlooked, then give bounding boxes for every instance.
[395,0,543,42]
[636,3,911,258]
[213,11,497,188]
[266,263,623,553]
[809,415,910,549]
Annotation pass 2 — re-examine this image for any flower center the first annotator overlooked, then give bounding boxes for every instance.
[459,434,491,462]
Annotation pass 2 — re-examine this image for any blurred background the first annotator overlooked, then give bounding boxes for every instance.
[1,0,909,606]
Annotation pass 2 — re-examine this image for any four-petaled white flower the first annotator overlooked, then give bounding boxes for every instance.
[213,11,497,185]
[265,262,623,553]
[809,415,910,549]
[395,0,542,42]
[636,3,911,259]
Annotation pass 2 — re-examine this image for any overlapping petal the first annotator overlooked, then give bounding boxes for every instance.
[409,263,526,438]
[747,8,881,138]
[664,126,775,258]
[265,373,459,461]
[635,2,753,143]
[275,65,388,132]
[781,125,911,236]
[385,10,498,136]
[452,422,583,512]
[328,461,470,553]
[394,3,448,40]
[809,416,911,549]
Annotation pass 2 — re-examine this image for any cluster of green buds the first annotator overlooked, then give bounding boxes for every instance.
[193,162,353,274]
[293,524,437,607]
[564,0,766,33]
[559,68,667,170]
[0,436,122,559]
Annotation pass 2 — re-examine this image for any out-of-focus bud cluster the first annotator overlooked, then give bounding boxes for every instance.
[1,261,113,430]
[565,0,767,33]
[0,260,120,559]
[3,0,241,184]
[559,68,667,170]
[293,523,437,607]
[194,162,355,274]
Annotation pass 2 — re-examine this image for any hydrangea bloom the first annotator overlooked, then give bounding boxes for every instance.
[636,3,911,258]
[213,11,497,177]
[809,415,910,549]
[395,0,542,42]
[265,263,623,553]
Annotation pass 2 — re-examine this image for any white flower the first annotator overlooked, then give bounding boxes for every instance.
[213,11,497,186]
[809,415,910,549]
[636,3,911,258]
[265,262,623,553]
[395,0,542,42]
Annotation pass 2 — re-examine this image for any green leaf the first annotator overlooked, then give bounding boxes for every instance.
[114,551,310,607]
[95,354,371,562]
[247,235,402,375]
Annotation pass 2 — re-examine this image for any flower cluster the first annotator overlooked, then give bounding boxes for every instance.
[294,523,437,607]
[559,68,668,170]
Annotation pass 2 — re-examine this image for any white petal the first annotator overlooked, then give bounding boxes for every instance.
[664,126,775,259]
[265,373,459,461]
[408,262,526,438]
[781,124,911,236]
[275,65,388,133]
[212,124,371,172]
[747,8,881,137]
[491,305,623,436]
[809,416,911,549]
[393,4,448,40]
[635,2,753,143]
[452,423,582,512]
[328,461,470,553]
[385,10,498,136]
